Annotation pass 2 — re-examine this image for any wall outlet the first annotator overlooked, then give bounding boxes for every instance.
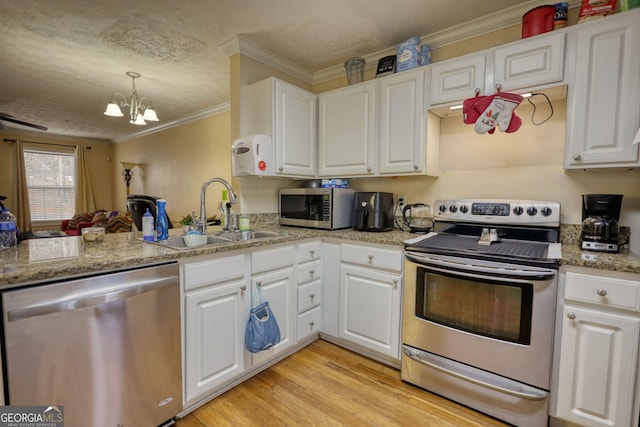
[397,194,407,210]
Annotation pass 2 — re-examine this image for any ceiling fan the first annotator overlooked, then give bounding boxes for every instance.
[0,112,48,131]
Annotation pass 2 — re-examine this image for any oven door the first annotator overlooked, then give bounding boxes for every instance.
[402,251,557,391]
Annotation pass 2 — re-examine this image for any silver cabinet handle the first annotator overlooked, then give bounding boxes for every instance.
[309,250,315,257]
[367,167,372,172]
[256,281,262,287]
[392,279,398,289]
[573,154,582,161]
[309,270,315,277]
[413,164,418,170]
[309,321,315,328]
[310,293,315,300]
[567,312,576,320]
[240,285,246,292]
[278,166,283,172]
[368,255,373,264]
[597,289,607,297]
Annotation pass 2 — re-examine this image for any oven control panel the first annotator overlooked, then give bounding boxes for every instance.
[434,199,560,226]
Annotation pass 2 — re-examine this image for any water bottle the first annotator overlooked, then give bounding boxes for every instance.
[142,208,155,241]
[155,199,169,241]
[0,208,18,249]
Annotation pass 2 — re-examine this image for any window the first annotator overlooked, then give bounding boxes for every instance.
[23,144,76,221]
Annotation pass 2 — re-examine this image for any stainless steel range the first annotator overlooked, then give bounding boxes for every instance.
[402,199,561,427]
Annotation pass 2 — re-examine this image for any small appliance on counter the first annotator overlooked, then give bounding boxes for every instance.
[279,187,354,230]
[402,203,433,233]
[580,194,623,253]
[352,192,394,232]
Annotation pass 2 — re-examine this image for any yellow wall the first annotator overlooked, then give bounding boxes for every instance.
[110,112,231,225]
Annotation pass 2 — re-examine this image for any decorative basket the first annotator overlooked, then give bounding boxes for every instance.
[183,233,208,247]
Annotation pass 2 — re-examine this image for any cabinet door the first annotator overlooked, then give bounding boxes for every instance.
[565,12,640,168]
[493,32,565,92]
[318,81,376,176]
[429,53,486,105]
[275,80,317,177]
[184,280,250,403]
[250,267,296,366]
[555,306,640,427]
[339,264,401,359]
[378,68,425,175]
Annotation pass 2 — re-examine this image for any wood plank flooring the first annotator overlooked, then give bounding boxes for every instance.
[176,340,509,426]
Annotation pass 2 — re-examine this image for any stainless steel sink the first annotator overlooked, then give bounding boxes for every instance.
[142,230,286,250]
[214,230,283,241]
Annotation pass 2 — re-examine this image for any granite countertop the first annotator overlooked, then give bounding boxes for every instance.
[1,221,639,288]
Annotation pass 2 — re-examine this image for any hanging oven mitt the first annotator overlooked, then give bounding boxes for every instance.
[463,94,489,124]
[474,92,523,134]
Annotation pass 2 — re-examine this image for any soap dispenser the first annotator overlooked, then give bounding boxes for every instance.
[142,208,155,241]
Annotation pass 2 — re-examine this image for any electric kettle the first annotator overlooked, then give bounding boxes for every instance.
[402,203,433,233]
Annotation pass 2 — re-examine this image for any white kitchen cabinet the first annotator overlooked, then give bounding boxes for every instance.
[318,81,376,176]
[295,240,322,341]
[183,254,250,404]
[564,10,640,169]
[339,243,402,359]
[250,245,296,366]
[552,268,640,427]
[247,77,317,177]
[378,68,438,176]
[429,31,565,106]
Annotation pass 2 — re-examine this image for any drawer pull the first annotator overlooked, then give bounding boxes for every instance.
[368,255,374,264]
[309,321,315,328]
[309,250,315,257]
[240,285,246,292]
[309,293,315,300]
[597,289,607,297]
[256,281,262,287]
[567,312,576,320]
[393,279,398,289]
[309,270,315,277]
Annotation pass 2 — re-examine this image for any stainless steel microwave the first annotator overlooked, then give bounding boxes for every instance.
[278,188,355,230]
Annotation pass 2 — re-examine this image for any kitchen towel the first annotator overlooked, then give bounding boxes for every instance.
[246,286,281,353]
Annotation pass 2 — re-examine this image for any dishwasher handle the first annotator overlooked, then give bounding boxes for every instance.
[7,275,177,322]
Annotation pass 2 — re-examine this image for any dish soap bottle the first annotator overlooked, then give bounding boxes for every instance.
[155,199,169,241]
[142,208,155,241]
[0,208,17,249]
[239,212,250,231]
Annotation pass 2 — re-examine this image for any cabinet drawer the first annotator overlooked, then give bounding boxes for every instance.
[565,272,640,312]
[251,245,295,274]
[297,307,321,341]
[297,259,321,285]
[298,280,321,313]
[341,244,402,272]
[297,240,322,263]
[184,255,245,290]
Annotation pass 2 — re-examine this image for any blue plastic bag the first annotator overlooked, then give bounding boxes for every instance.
[245,286,281,353]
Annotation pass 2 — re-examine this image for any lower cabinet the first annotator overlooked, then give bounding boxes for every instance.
[339,243,403,360]
[296,240,323,341]
[552,267,640,427]
[183,254,250,405]
[250,245,296,367]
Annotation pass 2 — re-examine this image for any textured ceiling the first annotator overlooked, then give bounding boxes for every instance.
[0,0,540,142]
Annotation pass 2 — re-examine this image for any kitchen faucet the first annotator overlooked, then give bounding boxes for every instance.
[199,178,237,234]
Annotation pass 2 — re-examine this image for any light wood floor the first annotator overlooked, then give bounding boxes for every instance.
[176,340,509,426]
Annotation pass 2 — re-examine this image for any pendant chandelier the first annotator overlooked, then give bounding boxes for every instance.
[104,71,159,125]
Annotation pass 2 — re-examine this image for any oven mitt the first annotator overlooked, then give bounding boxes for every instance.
[474,92,523,134]
[463,95,489,124]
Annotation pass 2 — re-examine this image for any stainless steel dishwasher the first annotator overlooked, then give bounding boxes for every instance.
[2,262,182,427]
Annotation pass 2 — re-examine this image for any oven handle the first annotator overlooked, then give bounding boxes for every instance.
[402,346,548,401]
[405,252,556,281]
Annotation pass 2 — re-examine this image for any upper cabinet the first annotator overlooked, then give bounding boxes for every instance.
[247,77,317,177]
[319,68,439,177]
[429,32,566,107]
[318,81,377,177]
[564,10,640,169]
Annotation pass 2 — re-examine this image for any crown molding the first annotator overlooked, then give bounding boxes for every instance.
[226,0,580,85]
[218,35,314,83]
[111,102,231,144]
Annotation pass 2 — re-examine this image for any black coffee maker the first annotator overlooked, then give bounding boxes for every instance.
[580,194,623,253]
